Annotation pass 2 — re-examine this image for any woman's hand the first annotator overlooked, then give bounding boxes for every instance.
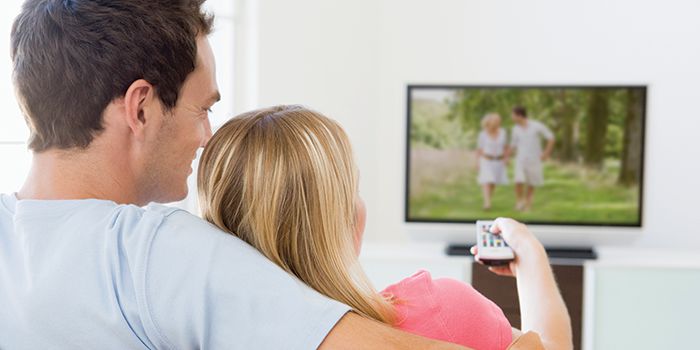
[470,218,548,277]
[471,218,573,350]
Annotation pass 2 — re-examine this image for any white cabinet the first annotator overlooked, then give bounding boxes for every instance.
[585,265,700,349]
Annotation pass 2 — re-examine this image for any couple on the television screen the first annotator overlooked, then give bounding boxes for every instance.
[476,106,555,211]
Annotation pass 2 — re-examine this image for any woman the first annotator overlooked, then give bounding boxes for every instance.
[198,105,572,350]
[476,113,509,210]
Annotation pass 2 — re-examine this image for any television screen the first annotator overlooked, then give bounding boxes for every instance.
[406,85,646,226]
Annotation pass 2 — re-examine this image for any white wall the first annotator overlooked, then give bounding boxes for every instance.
[254,0,700,249]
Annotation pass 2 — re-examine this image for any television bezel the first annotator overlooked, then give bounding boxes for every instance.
[404,84,647,228]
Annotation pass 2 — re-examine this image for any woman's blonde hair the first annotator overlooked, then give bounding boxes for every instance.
[481,112,502,132]
[198,105,396,324]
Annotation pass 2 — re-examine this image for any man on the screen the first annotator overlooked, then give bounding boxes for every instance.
[508,106,555,211]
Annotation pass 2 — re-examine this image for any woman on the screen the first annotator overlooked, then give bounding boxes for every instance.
[197,105,572,350]
[476,113,509,210]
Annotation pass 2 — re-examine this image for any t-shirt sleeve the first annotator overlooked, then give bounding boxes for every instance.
[431,277,513,350]
[538,122,555,140]
[383,270,512,350]
[477,131,485,150]
[510,127,519,148]
[140,210,350,349]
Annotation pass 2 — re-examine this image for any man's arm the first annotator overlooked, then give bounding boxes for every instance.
[320,312,473,350]
[541,138,555,160]
[506,128,517,163]
[539,123,555,161]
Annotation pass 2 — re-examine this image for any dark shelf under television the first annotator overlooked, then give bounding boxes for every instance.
[445,244,598,260]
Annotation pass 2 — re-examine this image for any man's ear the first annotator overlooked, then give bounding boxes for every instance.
[123,79,156,141]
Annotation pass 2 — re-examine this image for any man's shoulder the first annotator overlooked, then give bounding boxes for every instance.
[530,119,554,137]
[511,125,523,138]
[143,204,239,246]
[143,204,265,261]
[107,203,247,261]
[530,119,547,128]
[137,203,221,231]
[143,203,208,229]
[109,205,351,350]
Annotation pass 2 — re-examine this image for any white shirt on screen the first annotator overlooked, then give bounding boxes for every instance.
[477,129,509,185]
[0,193,349,349]
[510,119,554,161]
[477,128,507,157]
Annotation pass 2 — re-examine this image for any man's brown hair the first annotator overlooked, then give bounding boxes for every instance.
[512,105,528,118]
[11,0,214,152]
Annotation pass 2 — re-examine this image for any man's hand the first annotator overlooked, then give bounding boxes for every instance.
[542,139,555,162]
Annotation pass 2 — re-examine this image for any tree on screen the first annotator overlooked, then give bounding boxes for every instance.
[410,87,644,186]
[618,89,644,185]
[583,89,610,168]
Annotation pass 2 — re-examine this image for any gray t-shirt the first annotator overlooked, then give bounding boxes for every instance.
[510,119,554,161]
[0,194,349,349]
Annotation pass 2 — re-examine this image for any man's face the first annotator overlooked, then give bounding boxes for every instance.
[512,113,525,125]
[142,36,220,203]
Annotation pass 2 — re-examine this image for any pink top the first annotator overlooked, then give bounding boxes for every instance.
[381,270,512,350]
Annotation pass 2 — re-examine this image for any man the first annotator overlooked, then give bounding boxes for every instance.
[508,106,555,212]
[0,0,474,349]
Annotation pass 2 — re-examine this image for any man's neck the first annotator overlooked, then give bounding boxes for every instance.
[17,149,140,205]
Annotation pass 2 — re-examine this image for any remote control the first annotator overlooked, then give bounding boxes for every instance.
[475,220,514,266]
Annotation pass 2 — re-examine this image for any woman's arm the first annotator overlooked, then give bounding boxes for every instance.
[475,148,483,169]
[472,218,573,350]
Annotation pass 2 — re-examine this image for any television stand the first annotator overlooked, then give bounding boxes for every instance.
[445,244,597,260]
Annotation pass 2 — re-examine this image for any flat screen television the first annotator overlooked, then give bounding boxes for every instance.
[406,85,646,234]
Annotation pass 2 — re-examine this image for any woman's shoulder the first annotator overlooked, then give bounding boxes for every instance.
[383,270,475,300]
[382,270,512,350]
[383,270,494,311]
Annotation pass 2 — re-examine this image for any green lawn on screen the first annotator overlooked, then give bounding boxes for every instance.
[409,158,639,225]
